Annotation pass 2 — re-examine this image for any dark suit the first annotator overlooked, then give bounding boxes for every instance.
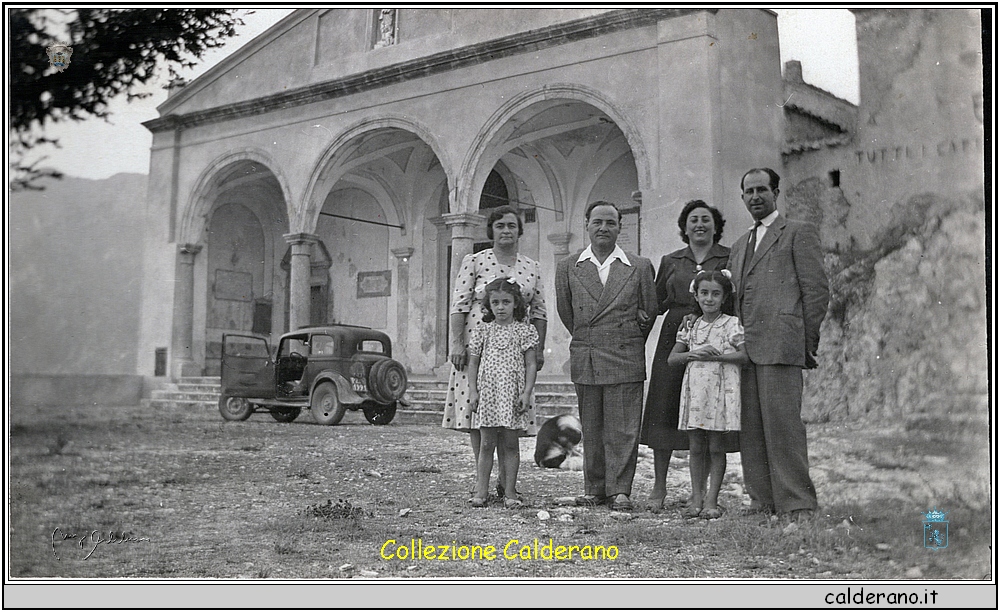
[728,213,829,513]
[555,250,657,497]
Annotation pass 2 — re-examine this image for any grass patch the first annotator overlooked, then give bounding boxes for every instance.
[303,498,370,520]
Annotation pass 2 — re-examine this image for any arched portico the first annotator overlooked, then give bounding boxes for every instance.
[290,119,453,371]
[457,83,650,221]
[173,153,291,376]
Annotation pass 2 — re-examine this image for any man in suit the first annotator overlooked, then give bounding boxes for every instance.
[728,168,830,522]
[555,201,657,511]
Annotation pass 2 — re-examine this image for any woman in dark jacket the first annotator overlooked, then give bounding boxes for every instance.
[641,200,735,510]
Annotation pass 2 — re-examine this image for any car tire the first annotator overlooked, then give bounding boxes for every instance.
[219,396,254,421]
[362,401,397,425]
[368,359,408,404]
[270,407,301,423]
[311,382,346,426]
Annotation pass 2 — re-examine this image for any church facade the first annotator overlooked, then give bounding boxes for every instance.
[137,8,792,381]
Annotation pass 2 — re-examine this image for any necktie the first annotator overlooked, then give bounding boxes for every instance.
[742,222,760,279]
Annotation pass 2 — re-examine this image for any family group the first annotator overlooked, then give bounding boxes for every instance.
[442,167,830,523]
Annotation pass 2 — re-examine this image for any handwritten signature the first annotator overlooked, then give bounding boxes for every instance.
[51,528,150,560]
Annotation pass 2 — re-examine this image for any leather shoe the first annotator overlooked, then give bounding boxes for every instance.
[575,494,607,507]
[609,494,633,511]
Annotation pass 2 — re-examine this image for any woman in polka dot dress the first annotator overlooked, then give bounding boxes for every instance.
[443,206,547,497]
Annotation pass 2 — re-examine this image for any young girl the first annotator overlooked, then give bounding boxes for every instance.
[467,278,539,508]
[667,269,747,519]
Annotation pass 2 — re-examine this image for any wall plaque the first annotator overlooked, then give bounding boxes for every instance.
[357,270,392,298]
[214,269,253,301]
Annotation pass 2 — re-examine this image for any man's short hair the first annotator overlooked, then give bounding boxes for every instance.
[584,200,622,223]
[740,168,781,191]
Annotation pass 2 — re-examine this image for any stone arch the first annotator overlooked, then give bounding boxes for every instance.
[180,148,293,245]
[456,83,651,215]
[302,114,454,234]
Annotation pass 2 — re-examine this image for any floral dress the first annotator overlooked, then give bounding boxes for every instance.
[467,321,539,430]
[442,249,546,434]
[640,244,733,450]
[676,314,744,432]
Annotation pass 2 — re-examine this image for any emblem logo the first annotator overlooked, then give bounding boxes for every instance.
[922,508,949,550]
[46,43,73,72]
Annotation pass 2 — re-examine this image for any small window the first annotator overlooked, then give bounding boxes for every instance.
[154,348,167,376]
[359,339,385,354]
[312,334,337,356]
[829,170,841,187]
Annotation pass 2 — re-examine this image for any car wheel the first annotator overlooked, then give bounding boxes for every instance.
[311,382,346,426]
[219,396,254,421]
[362,401,397,425]
[368,359,408,404]
[270,407,301,423]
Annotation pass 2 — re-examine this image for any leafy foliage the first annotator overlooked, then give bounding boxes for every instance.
[10,8,244,189]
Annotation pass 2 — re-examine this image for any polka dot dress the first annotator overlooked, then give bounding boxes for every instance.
[468,321,539,429]
[442,249,546,435]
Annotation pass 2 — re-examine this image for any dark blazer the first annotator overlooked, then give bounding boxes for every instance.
[555,249,657,385]
[728,214,829,367]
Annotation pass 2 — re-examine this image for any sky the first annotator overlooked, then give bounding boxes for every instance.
[17,8,860,181]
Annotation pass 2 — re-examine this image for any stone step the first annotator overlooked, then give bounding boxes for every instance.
[179,376,221,385]
[151,391,220,402]
[175,383,221,393]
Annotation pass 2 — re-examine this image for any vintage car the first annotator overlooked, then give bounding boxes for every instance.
[219,325,407,425]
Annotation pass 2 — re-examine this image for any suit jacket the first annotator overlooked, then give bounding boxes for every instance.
[555,249,657,385]
[728,213,830,367]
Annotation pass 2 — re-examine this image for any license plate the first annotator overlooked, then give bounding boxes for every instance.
[351,378,366,392]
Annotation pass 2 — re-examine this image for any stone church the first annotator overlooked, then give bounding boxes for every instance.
[136,6,985,433]
[138,8,792,380]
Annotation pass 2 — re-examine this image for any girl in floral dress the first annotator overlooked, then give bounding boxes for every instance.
[668,269,747,519]
[467,278,539,508]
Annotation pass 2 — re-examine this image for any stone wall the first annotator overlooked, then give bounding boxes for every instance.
[799,188,987,424]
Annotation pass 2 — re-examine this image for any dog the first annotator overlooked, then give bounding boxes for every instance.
[534,414,583,469]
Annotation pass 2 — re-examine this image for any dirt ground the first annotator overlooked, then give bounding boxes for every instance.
[7,403,993,581]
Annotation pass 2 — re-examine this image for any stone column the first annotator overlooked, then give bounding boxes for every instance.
[284,233,318,332]
[171,243,202,377]
[443,212,485,280]
[547,232,574,265]
[391,247,415,363]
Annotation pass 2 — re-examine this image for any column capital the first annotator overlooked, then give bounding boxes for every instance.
[283,232,319,247]
[546,232,574,257]
[441,213,486,238]
[391,247,415,262]
[177,243,202,256]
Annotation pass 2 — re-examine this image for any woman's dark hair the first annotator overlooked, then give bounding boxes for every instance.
[481,277,528,323]
[677,199,725,244]
[690,269,736,305]
[485,205,524,240]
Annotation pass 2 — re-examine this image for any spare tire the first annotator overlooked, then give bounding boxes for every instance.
[368,359,407,404]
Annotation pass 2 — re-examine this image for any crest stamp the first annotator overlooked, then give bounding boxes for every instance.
[46,43,73,72]
[922,508,949,550]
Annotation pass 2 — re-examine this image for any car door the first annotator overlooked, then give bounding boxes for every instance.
[221,334,275,399]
